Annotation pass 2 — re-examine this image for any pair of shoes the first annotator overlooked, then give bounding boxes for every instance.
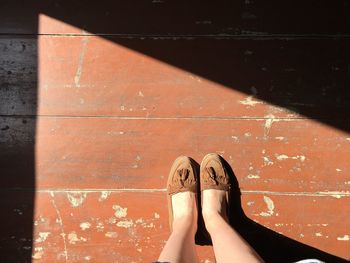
[167,153,231,232]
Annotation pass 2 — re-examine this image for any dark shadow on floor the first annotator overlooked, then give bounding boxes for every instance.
[195,156,347,263]
[0,2,38,261]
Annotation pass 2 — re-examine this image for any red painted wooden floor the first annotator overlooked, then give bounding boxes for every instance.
[1,2,349,262]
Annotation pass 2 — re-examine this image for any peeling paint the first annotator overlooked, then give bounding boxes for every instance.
[259,196,275,217]
[263,156,274,166]
[315,232,323,237]
[117,219,134,228]
[67,192,87,207]
[96,222,104,231]
[231,136,239,142]
[238,96,262,106]
[35,232,50,243]
[108,217,117,224]
[244,132,252,137]
[247,174,260,179]
[154,213,160,219]
[98,191,111,202]
[135,218,144,224]
[276,154,306,162]
[74,34,89,88]
[275,136,285,140]
[68,231,87,244]
[113,205,128,218]
[80,222,91,231]
[105,232,118,238]
[50,193,68,262]
[337,235,349,241]
[32,247,44,259]
[142,222,155,228]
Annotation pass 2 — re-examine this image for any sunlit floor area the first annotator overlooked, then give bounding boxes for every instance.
[1,2,349,262]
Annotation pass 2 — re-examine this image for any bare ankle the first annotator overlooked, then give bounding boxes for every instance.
[172,214,196,234]
[203,210,227,233]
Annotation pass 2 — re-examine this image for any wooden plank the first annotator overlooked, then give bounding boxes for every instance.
[28,191,350,261]
[0,37,37,115]
[2,117,349,192]
[0,1,349,35]
[2,37,349,123]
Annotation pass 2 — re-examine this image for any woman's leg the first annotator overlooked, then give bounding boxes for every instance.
[202,189,264,263]
[157,191,199,263]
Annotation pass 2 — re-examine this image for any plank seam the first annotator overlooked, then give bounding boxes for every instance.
[0,115,336,121]
[1,188,349,197]
[1,33,350,40]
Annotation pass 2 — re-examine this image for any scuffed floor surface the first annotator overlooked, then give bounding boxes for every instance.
[0,2,349,262]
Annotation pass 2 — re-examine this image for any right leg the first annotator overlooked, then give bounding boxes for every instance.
[202,189,263,263]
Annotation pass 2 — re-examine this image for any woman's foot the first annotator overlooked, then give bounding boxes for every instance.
[167,156,199,234]
[200,153,231,233]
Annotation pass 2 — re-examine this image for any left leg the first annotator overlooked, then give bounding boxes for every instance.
[157,191,199,263]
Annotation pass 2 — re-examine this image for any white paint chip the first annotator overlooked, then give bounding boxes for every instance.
[113,205,128,218]
[117,220,133,228]
[99,191,111,202]
[263,156,274,166]
[79,222,91,231]
[259,196,275,217]
[154,213,160,219]
[105,232,118,238]
[67,231,87,244]
[35,232,50,243]
[276,154,306,162]
[337,235,349,241]
[66,192,87,207]
[238,96,262,106]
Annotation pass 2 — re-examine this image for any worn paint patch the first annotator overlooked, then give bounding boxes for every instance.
[35,232,50,243]
[117,219,134,228]
[32,247,44,259]
[337,235,349,241]
[105,232,118,238]
[66,192,87,207]
[276,154,306,162]
[113,205,128,218]
[80,222,91,231]
[247,174,260,179]
[238,96,262,106]
[96,222,104,231]
[74,34,89,87]
[108,217,117,224]
[275,136,285,140]
[259,196,275,217]
[154,213,160,219]
[98,191,111,202]
[263,156,274,166]
[68,231,87,244]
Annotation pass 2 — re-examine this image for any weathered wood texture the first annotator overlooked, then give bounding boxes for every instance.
[1,192,348,261]
[0,1,350,262]
[1,37,350,121]
[1,1,350,35]
[2,117,350,192]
